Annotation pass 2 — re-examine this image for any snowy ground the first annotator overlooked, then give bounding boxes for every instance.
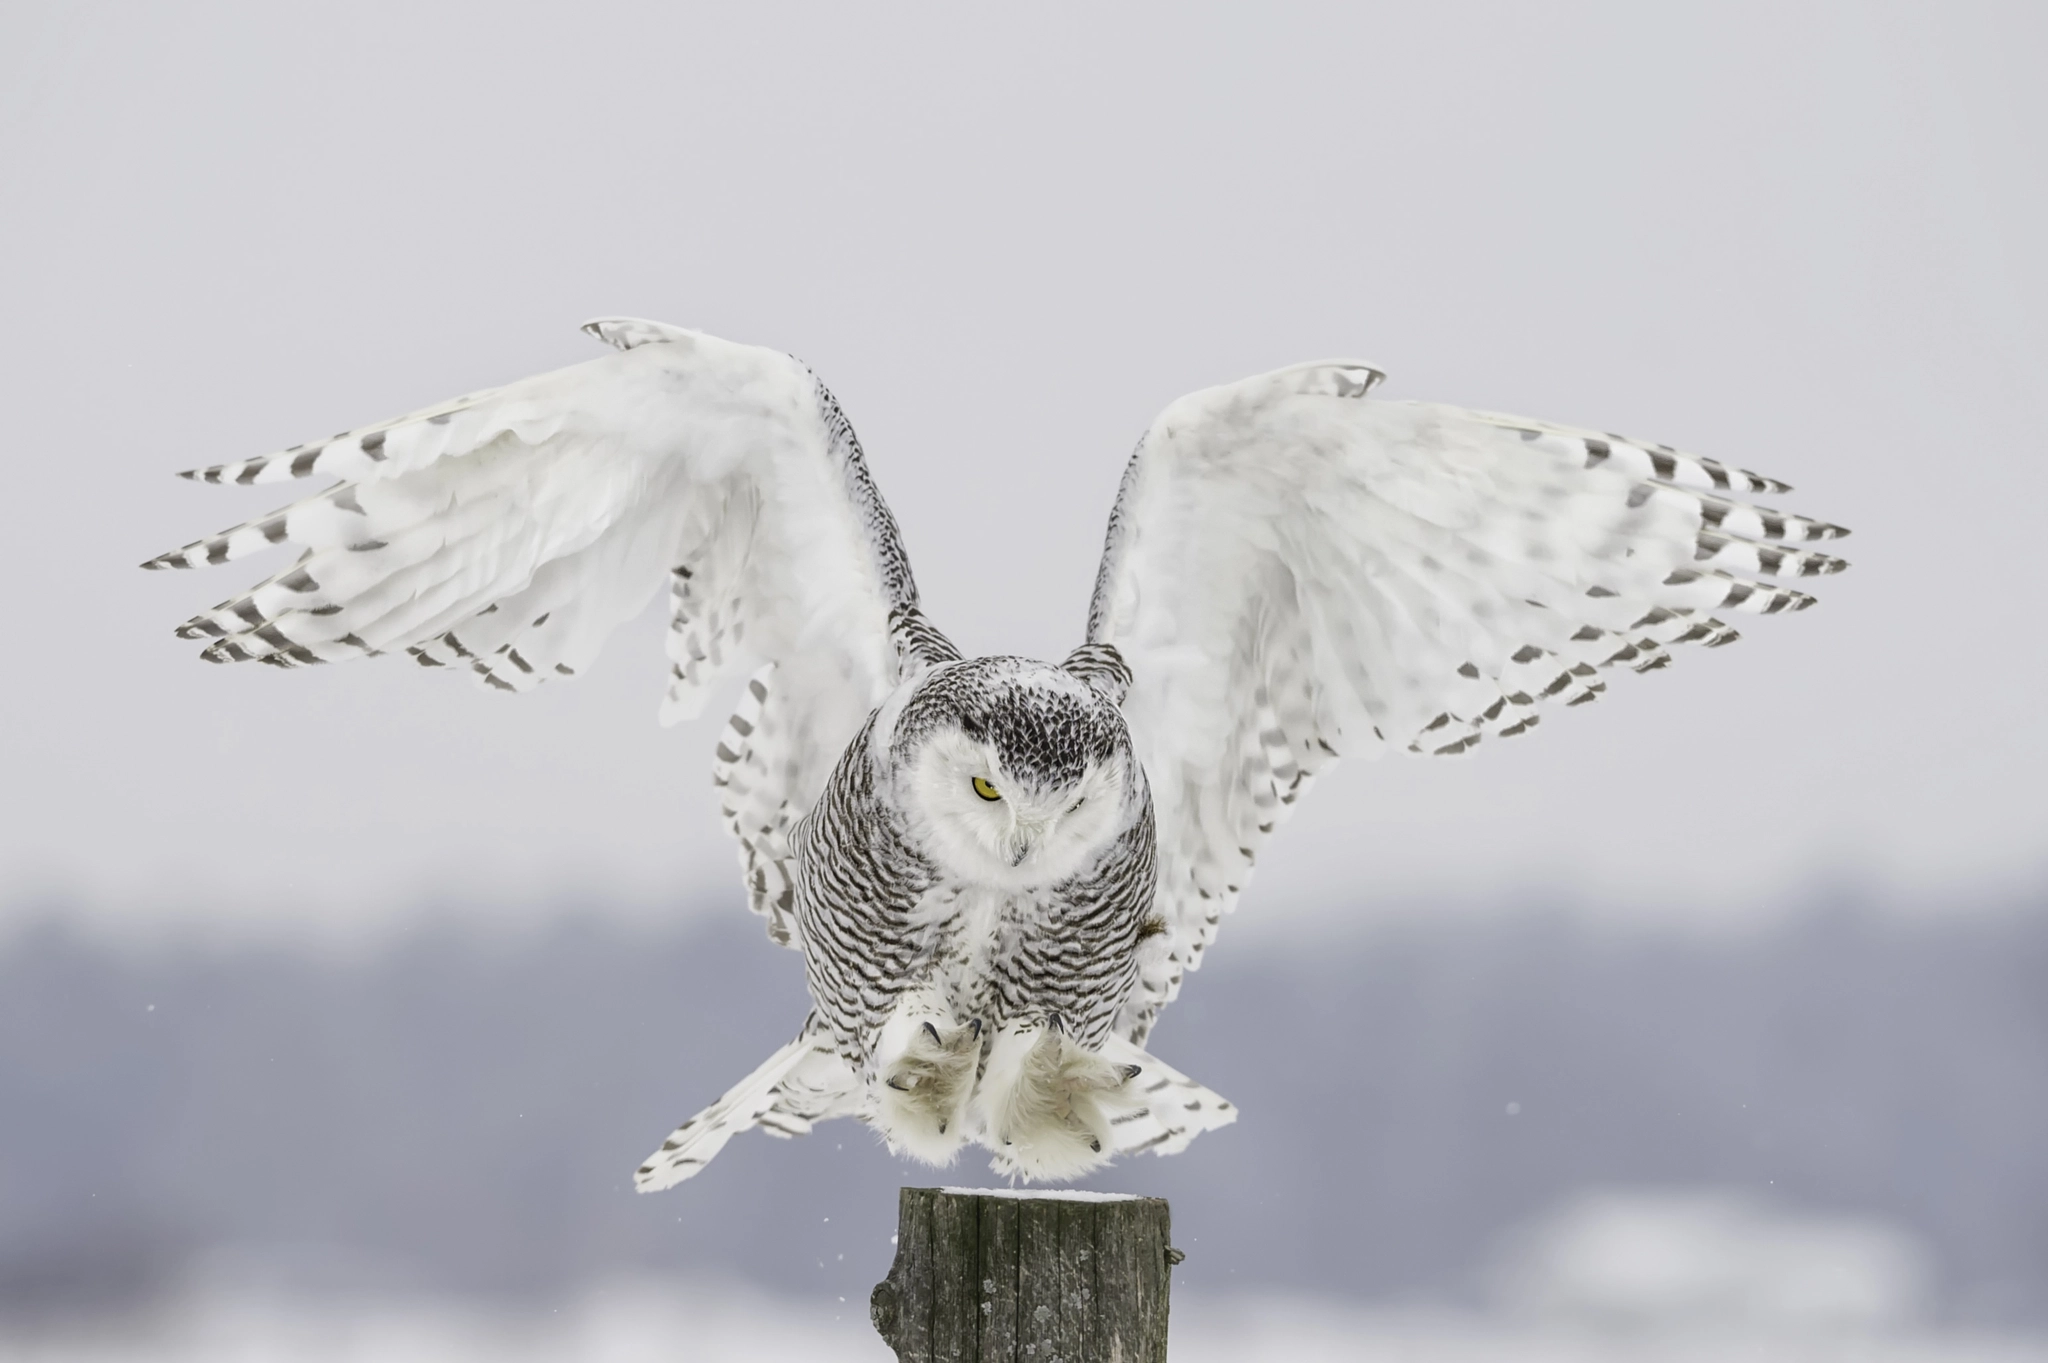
[4,1283,2043,1363]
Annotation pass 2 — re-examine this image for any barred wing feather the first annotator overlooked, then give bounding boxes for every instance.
[145,318,923,945]
[1086,362,1850,1037]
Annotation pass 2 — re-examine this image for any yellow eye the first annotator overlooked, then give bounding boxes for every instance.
[972,776,1001,802]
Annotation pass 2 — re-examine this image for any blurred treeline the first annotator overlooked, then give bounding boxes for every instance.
[2,895,2043,1326]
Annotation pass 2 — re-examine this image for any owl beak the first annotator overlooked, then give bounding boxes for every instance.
[1006,814,1052,866]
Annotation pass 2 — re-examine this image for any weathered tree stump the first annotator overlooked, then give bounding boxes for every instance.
[871,1186,1180,1362]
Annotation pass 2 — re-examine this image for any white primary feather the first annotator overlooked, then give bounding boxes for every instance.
[1086,361,1850,1035]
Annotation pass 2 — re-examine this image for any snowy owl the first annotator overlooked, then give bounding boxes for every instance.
[144,318,1849,1186]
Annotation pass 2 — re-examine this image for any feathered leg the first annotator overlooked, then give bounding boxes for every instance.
[977,1016,1150,1181]
[871,987,982,1166]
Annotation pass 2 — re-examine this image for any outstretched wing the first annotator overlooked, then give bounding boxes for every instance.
[1086,361,1850,1036]
[146,318,941,945]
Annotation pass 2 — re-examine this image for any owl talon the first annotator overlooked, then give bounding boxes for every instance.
[975,1017,1148,1181]
[873,993,982,1163]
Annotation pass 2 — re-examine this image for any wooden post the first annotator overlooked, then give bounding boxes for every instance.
[870,1186,1181,1362]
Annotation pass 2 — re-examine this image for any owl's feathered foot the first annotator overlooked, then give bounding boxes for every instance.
[978,1015,1145,1182]
[874,994,983,1165]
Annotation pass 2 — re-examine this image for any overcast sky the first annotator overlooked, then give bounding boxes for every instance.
[1,2,2041,939]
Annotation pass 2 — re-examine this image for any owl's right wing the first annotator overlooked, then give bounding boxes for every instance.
[145,318,944,945]
[1085,361,1850,1037]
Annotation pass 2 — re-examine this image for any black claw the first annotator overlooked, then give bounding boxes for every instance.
[937,1120,947,1135]
[885,1076,910,1092]
[1123,1065,1143,1082]
[1089,1139,1102,1153]
[920,1021,942,1045]
[969,1019,983,1039]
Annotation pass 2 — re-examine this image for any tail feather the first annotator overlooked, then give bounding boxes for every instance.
[633,1026,859,1193]
[1095,1034,1237,1159]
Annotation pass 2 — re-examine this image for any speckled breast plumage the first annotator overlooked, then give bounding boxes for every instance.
[791,655,1156,1074]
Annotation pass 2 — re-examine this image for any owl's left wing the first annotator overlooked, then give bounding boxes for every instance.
[1086,361,1850,1037]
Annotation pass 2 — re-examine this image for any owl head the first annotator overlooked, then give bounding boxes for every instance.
[889,657,1141,888]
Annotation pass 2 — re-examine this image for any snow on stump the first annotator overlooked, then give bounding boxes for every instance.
[870,1186,1180,1362]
